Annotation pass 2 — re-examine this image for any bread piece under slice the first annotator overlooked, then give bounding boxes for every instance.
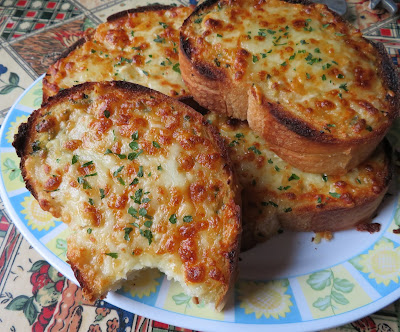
[205,113,392,250]
[14,81,241,310]
[180,0,399,175]
[43,4,194,103]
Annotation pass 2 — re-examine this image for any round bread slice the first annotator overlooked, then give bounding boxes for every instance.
[13,81,241,311]
[180,0,399,175]
[43,5,194,103]
[205,113,392,250]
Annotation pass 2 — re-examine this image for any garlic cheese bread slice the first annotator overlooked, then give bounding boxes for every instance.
[43,5,194,103]
[206,113,392,249]
[14,81,241,310]
[180,0,399,175]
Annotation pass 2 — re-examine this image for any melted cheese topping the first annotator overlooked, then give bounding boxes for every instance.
[206,112,389,223]
[44,6,193,100]
[23,83,240,307]
[183,0,394,139]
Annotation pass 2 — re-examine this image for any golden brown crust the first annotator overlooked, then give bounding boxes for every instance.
[180,0,399,174]
[14,81,241,310]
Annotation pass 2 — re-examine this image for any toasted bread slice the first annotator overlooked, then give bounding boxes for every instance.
[14,81,241,310]
[180,0,399,175]
[205,113,392,250]
[43,5,194,103]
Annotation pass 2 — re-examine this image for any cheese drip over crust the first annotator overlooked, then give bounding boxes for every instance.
[43,5,193,102]
[15,82,241,310]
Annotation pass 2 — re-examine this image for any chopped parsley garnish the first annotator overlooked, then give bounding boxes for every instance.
[335,32,345,36]
[144,220,153,228]
[322,63,332,70]
[217,33,223,37]
[322,23,330,28]
[128,150,143,160]
[72,155,79,164]
[87,228,92,234]
[132,131,139,140]
[321,74,326,81]
[139,207,147,217]
[113,166,124,177]
[129,141,139,150]
[366,125,373,132]
[248,146,261,155]
[214,58,220,67]
[338,74,344,79]
[103,110,111,118]
[157,165,162,171]
[100,188,105,199]
[117,177,125,185]
[267,29,276,35]
[124,227,133,241]
[277,186,291,191]
[105,149,113,154]
[105,253,118,258]
[281,61,287,67]
[184,115,191,121]
[140,229,153,245]
[172,63,181,74]
[329,192,341,198]
[128,206,139,219]
[322,174,328,182]
[268,159,273,164]
[284,207,292,213]
[142,197,151,203]
[289,53,296,60]
[117,154,126,159]
[252,55,258,63]
[183,215,193,223]
[130,178,139,186]
[159,22,168,29]
[314,48,321,53]
[317,197,322,204]
[275,165,280,172]
[32,141,41,152]
[77,177,92,189]
[134,189,143,204]
[339,83,348,91]
[152,141,161,148]
[153,35,165,43]
[288,174,300,181]
[300,39,308,45]
[142,70,149,76]
[269,201,278,207]
[82,161,93,167]
[194,17,203,24]
[137,166,144,178]
[356,178,361,184]
[306,73,311,79]
[88,198,94,205]
[169,214,177,224]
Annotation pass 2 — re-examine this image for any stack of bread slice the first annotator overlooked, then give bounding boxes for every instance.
[13,0,399,310]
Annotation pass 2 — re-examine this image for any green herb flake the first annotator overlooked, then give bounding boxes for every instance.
[339,83,348,91]
[252,55,258,63]
[153,35,165,43]
[100,188,105,199]
[306,73,311,79]
[194,17,203,24]
[117,177,125,185]
[152,141,161,148]
[274,165,280,172]
[130,178,139,186]
[105,253,118,258]
[137,166,144,178]
[214,58,220,67]
[128,150,143,160]
[82,161,93,167]
[169,214,177,224]
[157,165,162,171]
[183,215,193,223]
[113,166,124,177]
[88,198,94,205]
[335,32,345,36]
[124,227,133,241]
[366,125,373,132]
[105,149,113,155]
[314,48,321,53]
[72,155,79,164]
[159,22,168,29]
[269,201,278,207]
[87,228,92,234]
[322,23,330,28]
[217,33,223,37]
[142,70,149,76]
[144,220,153,228]
[268,159,273,164]
[322,174,328,182]
[139,207,147,217]
[128,206,139,219]
[317,197,322,204]
[329,192,341,198]
[288,173,300,181]
[248,146,261,155]
[284,207,292,213]
[141,229,153,245]
[104,110,110,118]
[338,74,344,79]
[281,61,287,67]
[321,74,326,81]
[172,63,181,74]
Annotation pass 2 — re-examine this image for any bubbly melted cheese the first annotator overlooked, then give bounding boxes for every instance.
[206,112,389,220]
[23,83,240,308]
[183,0,394,139]
[44,6,193,100]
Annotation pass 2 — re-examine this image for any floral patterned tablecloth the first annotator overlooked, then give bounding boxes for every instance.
[0,1,399,331]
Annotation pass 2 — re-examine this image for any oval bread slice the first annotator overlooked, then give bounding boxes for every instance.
[43,5,193,103]
[180,0,399,175]
[13,81,241,310]
[205,113,392,250]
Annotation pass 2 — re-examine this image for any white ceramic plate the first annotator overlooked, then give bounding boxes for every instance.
[2,75,400,332]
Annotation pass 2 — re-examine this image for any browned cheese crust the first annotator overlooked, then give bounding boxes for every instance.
[180,0,399,175]
[14,81,241,310]
[205,113,392,250]
[43,5,194,103]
